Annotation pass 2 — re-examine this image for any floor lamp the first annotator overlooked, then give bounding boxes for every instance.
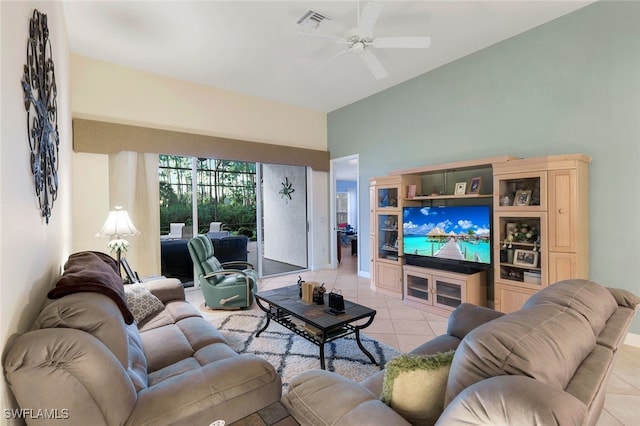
[96,206,140,277]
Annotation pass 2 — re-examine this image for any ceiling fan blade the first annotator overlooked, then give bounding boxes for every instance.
[360,50,388,80]
[358,2,383,37]
[372,36,432,49]
[313,49,349,74]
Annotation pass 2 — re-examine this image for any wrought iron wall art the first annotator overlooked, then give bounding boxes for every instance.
[22,9,59,224]
[279,177,295,202]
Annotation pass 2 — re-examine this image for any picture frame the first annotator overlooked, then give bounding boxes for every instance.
[454,182,467,196]
[513,189,532,206]
[468,176,483,194]
[513,249,539,268]
[121,258,139,284]
[407,184,417,198]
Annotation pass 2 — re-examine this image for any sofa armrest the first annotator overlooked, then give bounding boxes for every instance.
[127,354,281,425]
[142,278,185,303]
[436,376,587,426]
[282,370,410,426]
[446,303,504,340]
[607,287,640,309]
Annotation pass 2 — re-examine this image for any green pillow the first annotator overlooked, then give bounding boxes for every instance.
[381,350,455,426]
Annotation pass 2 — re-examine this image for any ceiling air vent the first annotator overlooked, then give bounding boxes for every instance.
[296,10,331,32]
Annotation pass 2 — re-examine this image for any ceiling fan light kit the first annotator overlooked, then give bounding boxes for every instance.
[304,1,431,80]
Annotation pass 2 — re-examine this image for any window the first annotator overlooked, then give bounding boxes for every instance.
[159,155,257,236]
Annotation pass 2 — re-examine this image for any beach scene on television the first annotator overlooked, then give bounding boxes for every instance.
[403,206,491,264]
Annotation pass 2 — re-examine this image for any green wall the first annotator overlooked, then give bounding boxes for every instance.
[328,1,640,333]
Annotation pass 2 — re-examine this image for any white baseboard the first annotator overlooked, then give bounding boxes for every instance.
[624,332,640,348]
[358,271,371,279]
[311,263,332,271]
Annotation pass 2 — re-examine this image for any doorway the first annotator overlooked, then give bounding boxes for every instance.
[257,163,309,277]
[331,155,359,272]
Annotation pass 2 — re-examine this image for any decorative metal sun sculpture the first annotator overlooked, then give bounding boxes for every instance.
[279,177,295,202]
[22,9,59,224]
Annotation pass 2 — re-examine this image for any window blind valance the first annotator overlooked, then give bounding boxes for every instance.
[73,118,329,172]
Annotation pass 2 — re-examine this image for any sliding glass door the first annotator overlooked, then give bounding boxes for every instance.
[159,156,308,281]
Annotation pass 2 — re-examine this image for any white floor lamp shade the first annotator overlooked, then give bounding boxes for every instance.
[96,206,140,274]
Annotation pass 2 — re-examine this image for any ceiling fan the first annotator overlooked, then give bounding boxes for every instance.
[304,1,431,80]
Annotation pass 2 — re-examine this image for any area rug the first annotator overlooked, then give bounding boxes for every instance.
[210,312,401,390]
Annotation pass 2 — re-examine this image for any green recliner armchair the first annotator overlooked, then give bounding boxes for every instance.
[187,235,257,309]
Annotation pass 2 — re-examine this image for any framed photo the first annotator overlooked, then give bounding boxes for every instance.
[468,176,483,194]
[121,258,139,284]
[454,182,467,196]
[513,249,539,268]
[513,189,532,206]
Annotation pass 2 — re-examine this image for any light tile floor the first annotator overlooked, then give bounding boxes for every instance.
[186,246,640,425]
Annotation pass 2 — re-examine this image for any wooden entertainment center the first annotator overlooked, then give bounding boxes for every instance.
[369,154,590,314]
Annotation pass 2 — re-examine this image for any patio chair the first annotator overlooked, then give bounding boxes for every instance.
[209,222,225,232]
[160,222,185,240]
[187,235,257,309]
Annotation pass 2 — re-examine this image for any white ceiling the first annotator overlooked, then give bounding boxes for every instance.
[63,1,592,113]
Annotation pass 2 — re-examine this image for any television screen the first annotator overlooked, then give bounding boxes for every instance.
[403,205,491,265]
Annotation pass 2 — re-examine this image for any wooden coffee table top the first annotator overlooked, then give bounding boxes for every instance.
[255,285,376,331]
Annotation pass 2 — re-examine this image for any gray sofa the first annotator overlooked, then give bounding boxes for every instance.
[282,279,639,426]
[4,252,281,425]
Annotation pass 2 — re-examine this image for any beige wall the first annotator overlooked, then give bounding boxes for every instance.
[71,55,327,149]
[1,0,73,415]
[71,152,161,278]
[71,153,110,253]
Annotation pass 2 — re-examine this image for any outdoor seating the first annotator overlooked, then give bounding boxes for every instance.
[160,222,185,240]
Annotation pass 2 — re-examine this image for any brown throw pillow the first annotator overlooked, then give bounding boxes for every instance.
[381,350,455,426]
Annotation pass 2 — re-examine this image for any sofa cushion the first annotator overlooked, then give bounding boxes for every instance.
[437,376,587,426]
[34,292,130,368]
[283,370,406,426]
[381,351,455,426]
[124,283,165,323]
[142,324,195,372]
[523,279,617,336]
[445,304,596,406]
[138,299,203,331]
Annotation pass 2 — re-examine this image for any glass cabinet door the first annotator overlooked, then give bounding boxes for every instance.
[405,273,430,303]
[377,187,398,208]
[496,213,547,289]
[377,214,399,261]
[495,171,546,210]
[434,278,463,309]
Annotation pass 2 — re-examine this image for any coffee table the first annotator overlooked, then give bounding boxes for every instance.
[255,285,377,370]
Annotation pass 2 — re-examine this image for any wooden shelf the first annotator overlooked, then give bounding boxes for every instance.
[405,194,493,201]
[498,263,542,272]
